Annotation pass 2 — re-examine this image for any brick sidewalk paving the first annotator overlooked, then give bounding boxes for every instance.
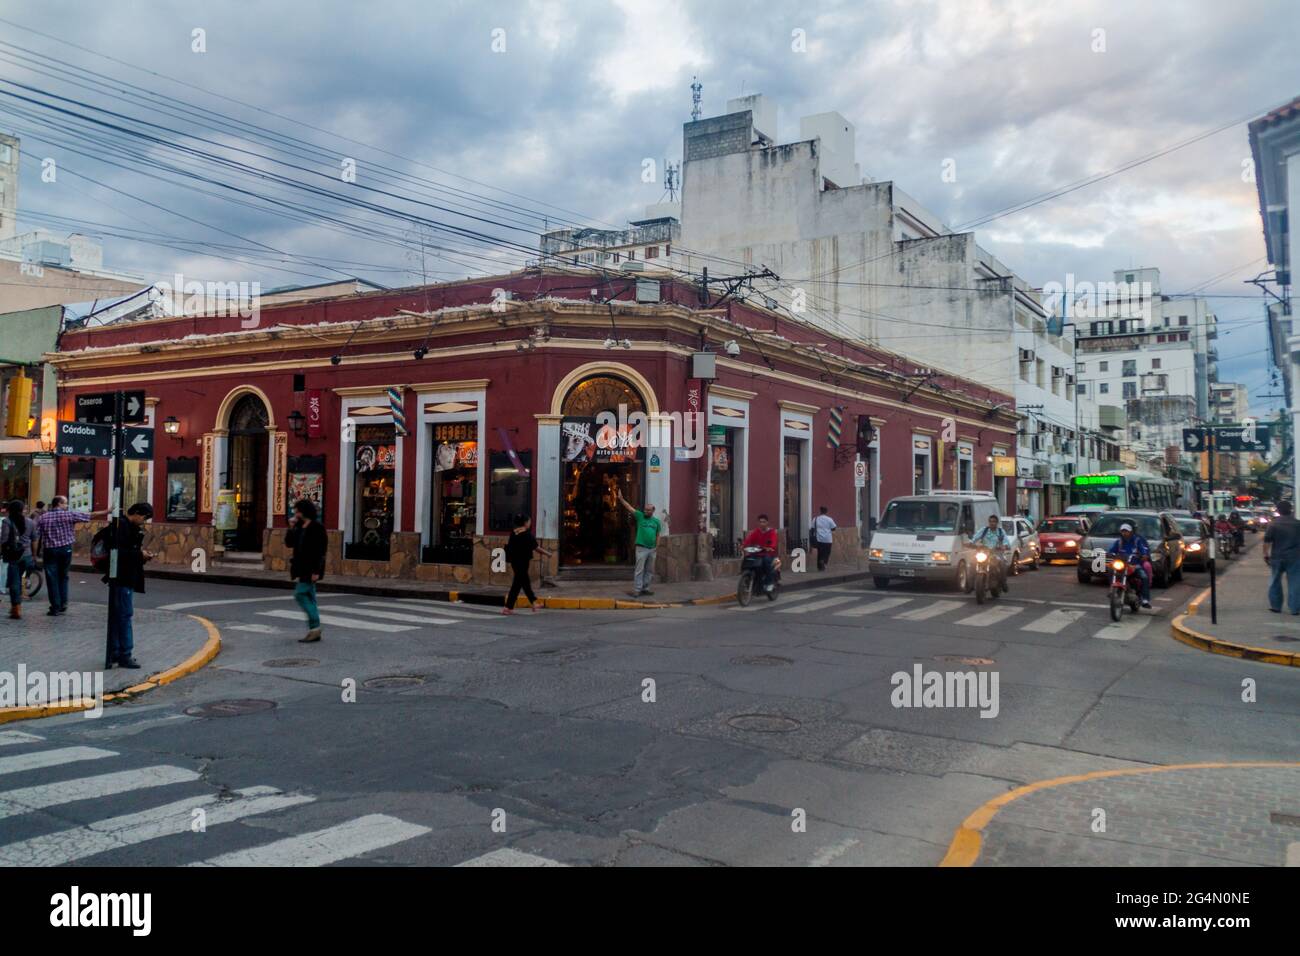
[0,601,211,697]
[974,765,1300,866]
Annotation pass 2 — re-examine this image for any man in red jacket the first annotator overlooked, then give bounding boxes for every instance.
[741,514,779,593]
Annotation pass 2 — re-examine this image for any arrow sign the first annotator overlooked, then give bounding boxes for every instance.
[123,391,145,423]
[56,420,114,458]
[1182,428,1205,452]
[121,425,155,461]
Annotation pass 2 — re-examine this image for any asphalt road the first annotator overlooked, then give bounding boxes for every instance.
[4,539,1297,867]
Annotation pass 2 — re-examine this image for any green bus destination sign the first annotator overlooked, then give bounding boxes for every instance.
[1072,474,1123,487]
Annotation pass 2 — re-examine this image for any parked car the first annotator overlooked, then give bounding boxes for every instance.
[1037,515,1089,563]
[1175,517,1211,571]
[1001,515,1041,573]
[1077,511,1185,587]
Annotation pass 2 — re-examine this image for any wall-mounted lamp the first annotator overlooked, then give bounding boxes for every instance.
[163,416,183,443]
[287,409,306,436]
[39,417,56,453]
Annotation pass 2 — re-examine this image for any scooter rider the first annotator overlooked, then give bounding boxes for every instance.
[969,514,1011,587]
[1106,522,1153,609]
[741,514,779,592]
[1228,510,1247,548]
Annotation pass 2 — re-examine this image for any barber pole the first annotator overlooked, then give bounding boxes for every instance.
[827,405,843,448]
[387,386,407,437]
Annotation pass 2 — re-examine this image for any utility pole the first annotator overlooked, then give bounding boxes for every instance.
[1207,429,1217,625]
[105,389,125,665]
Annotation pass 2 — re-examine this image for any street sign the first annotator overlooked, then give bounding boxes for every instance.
[122,425,155,461]
[56,420,113,458]
[75,390,146,425]
[1183,424,1271,454]
[854,460,867,488]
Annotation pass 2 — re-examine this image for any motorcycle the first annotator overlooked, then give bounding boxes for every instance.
[1108,555,1142,622]
[1215,530,1235,560]
[967,547,1006,605]
[736,547,781,607]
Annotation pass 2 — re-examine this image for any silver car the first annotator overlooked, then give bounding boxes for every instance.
[1001,515,1041,574]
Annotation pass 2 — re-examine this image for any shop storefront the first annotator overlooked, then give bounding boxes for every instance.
[558,375,645,567]
[427,421,478,564]
[0,453,31,502]
[348,423,397,561]
[707,390,749,556]
[912,435,933,495]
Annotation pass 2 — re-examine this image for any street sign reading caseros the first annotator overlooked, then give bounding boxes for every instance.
[1183,425,1271,454]
[75,390,147,425]
[56,420,114,458]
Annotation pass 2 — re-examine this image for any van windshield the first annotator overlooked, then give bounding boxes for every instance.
[880,500,961,534]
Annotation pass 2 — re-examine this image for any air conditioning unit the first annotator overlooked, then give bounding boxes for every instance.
[1019,348,1034,362]
[1052,366,1064,378]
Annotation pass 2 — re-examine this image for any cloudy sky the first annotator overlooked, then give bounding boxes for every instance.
[1,0,1295,414]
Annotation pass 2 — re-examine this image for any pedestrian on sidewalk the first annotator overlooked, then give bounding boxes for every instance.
[34,495,110,616]
[502,514,553,614]
[616,490,663,597]
[1264,499,1300,615]
[2,499,36,620]
[812,505,837,571]
[286,499,328,643]
[105,502,155,669]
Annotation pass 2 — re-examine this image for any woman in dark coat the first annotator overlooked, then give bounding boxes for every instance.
[503,514,551,614]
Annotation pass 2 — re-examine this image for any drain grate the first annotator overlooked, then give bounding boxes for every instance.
[262,658,320,668]
[184,699,277,718]
[726,713,801,733]
[731,654,794,666]
[1270,812,1300,828]
[933,655,996,666]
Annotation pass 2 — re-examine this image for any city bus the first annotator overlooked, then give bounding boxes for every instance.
[1201,489,1234,515]
[1067,471,1181,513]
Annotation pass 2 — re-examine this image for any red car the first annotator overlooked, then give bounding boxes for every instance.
[1037,516,1090,562]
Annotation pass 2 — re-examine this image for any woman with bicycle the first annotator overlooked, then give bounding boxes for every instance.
[2,499,37,620]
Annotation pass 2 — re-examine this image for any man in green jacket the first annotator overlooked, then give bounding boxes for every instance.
[616,491,663,597]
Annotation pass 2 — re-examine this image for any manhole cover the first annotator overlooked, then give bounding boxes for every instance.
[933,655,996,666]
[727,713,802,733]
[1272,635,1299,643]
[731,654,794,666]
[262,658,320,668]
[184,699,277,718]
[363,676,426,690]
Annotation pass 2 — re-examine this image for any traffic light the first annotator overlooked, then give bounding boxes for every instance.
[4,370,31,438]
[855,415,875,455]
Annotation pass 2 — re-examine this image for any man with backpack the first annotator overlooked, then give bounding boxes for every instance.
[2,499,36,620]
[103,502,155,669]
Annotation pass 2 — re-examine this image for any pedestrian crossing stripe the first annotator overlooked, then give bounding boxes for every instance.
[736,588,1155,639]
[0,765,200,820]
[456,847,569,867]
[0,746,116,777]
[256,609,419,632]
[352,604,464,626]
[189,814,431,867]
[0,731,44,747]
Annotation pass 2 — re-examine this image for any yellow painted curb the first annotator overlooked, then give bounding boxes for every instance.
[0,613,222,725]
[940,760,1300,867]
[1170,586,1300,667]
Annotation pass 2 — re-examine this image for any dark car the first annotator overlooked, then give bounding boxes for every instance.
[1077,511,1185,586]
[1176,517,1211,571]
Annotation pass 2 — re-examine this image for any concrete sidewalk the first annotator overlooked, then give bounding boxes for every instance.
[0,601,218,721]
[71,558,873,609]
[1171,541,1300,666]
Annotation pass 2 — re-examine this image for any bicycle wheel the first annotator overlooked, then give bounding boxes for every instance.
[24,568,42,599]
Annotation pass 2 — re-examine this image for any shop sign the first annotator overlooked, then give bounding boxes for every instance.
[649,453,662,475]
[306,389,323,438]
[32,454,54,466]
[707,424,727,445]
[673,447,691,462]
[562,417,643,463]
[357,444,396,472]
[1020,478,1044,489]
[214,489,238,531]
[993,456,1017,477]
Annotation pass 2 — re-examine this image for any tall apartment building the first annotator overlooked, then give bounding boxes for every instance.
[0,132,17,242]
[674,96,1081,518]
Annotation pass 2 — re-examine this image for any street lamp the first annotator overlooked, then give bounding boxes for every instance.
[163,416,182,443]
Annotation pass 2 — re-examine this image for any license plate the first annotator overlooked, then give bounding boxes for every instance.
[898,569,915,577]
[1046,546,1056,553]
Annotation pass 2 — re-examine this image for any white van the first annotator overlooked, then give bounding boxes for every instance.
[867,491,1002,591]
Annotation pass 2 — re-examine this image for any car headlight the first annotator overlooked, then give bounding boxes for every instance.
[930,551,950,563]
[1188,542,1201,551]
[869,548,883,559]
[1064,540,1077,547]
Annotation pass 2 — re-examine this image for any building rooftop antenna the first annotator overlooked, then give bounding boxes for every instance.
[690,76,702,122]
[663,161,679,202]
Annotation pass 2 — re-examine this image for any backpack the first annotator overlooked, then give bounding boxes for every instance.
[1,519,21,563]
[90,525,114,574]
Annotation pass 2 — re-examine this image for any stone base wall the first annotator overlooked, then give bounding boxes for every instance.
[74,521,214,566]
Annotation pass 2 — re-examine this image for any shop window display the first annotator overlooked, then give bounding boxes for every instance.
[347,423,395,561]
[424,422,477,565]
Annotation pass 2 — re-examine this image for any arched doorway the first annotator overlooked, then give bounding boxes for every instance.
[559,374,646,567]
[227,393,269,552]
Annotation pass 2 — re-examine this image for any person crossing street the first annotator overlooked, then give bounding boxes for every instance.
[812,506,837,571]
[286,499,328,643]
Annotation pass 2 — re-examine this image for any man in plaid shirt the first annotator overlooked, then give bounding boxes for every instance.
[35,496,108,616]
